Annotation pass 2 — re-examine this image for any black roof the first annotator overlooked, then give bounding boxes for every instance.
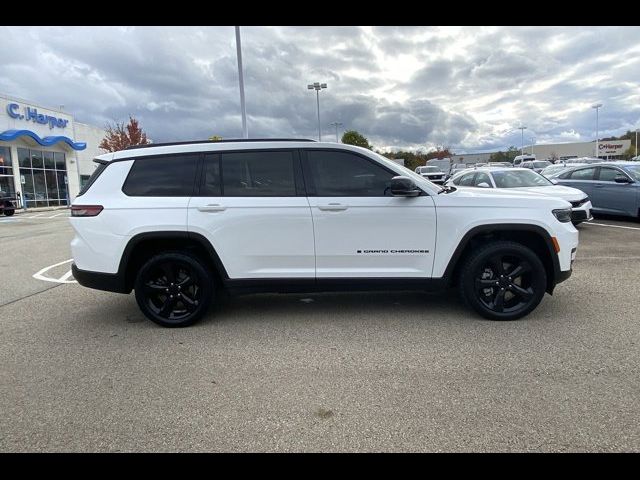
[125,138,316,150]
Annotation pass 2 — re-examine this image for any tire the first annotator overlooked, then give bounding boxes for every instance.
[572,221,582,226]
[459,241,547,321]
[134,251,214,327]
[3,208,15,216]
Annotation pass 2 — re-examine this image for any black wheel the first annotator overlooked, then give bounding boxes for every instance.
[134,252,214,327]
[459,241,547,321]
[3,208,15,216]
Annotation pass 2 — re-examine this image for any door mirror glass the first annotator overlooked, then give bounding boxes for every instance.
[476,182,490,188]
[390,176,420,196]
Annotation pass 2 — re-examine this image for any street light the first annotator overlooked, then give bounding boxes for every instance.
[235,26,248,138]
[308,82,327,141]
[517,126,527,155]
[530,137,536,156]
[592,103,603,158]
[329,121,343,143]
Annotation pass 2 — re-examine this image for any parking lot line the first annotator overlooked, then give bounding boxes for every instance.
[584,222,640,231]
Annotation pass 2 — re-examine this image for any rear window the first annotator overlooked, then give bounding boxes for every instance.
[77,162,107,196]
[122,154,198,196]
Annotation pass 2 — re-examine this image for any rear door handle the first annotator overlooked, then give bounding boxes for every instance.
[318,203,348,211]
[594,184,604,188]
[197,204,226,212]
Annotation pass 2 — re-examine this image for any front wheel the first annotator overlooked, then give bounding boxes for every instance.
[134,252,214,327]
[459,241,547,321]
[3,208,15,216]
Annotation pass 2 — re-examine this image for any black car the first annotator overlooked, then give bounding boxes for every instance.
[0,191,16,216]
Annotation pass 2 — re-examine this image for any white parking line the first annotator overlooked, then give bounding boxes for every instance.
[33,259,77,284]
[47,213,66,218]
[583,222,640,231]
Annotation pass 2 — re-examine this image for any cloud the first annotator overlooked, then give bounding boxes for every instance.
[0,26,638,152]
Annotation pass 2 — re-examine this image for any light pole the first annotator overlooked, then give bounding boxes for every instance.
[635,129,638,158]
[308,82,327,141]
[592,103,602,158]
[530,137,535,156]
[329,121,343,143]
[235,26,248,139]
[517,126,527,155]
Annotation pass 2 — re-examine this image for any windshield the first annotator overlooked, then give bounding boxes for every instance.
[420,166,441,173]
[622,165,640,181]
[533,161,551,168]
[492,169,552,188]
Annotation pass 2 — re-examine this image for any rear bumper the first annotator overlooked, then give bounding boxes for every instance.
[72,263,129,294]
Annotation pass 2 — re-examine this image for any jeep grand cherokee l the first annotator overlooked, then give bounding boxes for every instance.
[70,139,578,327]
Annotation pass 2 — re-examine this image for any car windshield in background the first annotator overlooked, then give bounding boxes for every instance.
[421,166,441,173]
[533,161,551,168]
[622,165,640,181]
[492,170,552,188]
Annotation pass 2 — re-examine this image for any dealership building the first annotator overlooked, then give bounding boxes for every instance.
[451,139,632,165]
[0,93,105,208]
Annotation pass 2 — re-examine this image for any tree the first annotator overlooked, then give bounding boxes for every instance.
[489,146,519,163]
[99,116,150,152]
[341,130,371,149]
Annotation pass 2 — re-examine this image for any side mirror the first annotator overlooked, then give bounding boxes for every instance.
[615,175,631,183]
[550,178,559,185]
[476,182,491,188]
[390,176,420,197]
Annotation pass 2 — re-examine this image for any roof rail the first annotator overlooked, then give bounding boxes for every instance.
[125,138,316,150]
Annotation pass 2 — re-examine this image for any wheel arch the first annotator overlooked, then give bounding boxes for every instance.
[119,231,229,292]
[443,224,560,294]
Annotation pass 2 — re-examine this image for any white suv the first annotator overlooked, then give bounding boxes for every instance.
[70,139,578,327]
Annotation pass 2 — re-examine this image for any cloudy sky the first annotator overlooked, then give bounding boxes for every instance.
[2,26,639,153]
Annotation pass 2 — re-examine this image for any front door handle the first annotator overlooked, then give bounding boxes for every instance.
[594,184,604,188]
[197,204,226,212]
[318,203,348,211]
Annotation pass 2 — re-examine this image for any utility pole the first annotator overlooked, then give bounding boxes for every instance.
[592,103,602,158]
[517,126,527,155]
[235,26,248,138]
[329,122,343,142]
[307,82,327,141]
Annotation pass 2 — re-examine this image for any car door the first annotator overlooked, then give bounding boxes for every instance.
[303,149,437,278]
[472,171,493,188]
[188,150,315,279]
[592,166,637,216]
[557,166,597,200]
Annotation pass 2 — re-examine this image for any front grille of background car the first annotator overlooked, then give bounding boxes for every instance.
[570,197,589,208]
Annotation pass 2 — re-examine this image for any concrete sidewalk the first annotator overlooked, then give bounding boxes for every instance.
[13,206,70,214]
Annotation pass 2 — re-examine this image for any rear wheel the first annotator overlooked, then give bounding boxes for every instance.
[134,252,214,327]
[3,208,15,216]
[459,241,547,321]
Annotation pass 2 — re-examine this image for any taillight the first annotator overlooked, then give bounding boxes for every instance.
[71,205,103,217]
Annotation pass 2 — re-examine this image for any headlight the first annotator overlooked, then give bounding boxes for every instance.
[552,208,572,223]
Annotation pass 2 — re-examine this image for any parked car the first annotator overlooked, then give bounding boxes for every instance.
[0,190,16,216]
[553,162,640,218]
[70,139,578,327]
[540,163,587,179]
[521,160,552,173]
[445,167,593,225]
[564,157,603,165]
[513,154,536,167]
[415,165,447,184]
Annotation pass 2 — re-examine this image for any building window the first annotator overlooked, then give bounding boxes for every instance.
[17,148,68,207]
[0,146,13,176]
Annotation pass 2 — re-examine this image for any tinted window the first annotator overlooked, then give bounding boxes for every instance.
[201,154,221,196]
[123,154,198,196]
[597,167,624,182]
[474,172,492,187]
[455,172,476,186]
[568,167,596,180]
[78,163,107,196]
[307,150,394,196]
[222,151,295,196]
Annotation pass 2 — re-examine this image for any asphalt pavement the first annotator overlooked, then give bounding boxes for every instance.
[1,210,639,452]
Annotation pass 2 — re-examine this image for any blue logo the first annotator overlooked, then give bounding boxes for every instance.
[6,103,68,130]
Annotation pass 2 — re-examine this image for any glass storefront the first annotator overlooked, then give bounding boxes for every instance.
[0,146,15,197]
[18,147,68,207]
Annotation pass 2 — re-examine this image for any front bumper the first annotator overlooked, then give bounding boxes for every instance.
[571,200,593,223]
